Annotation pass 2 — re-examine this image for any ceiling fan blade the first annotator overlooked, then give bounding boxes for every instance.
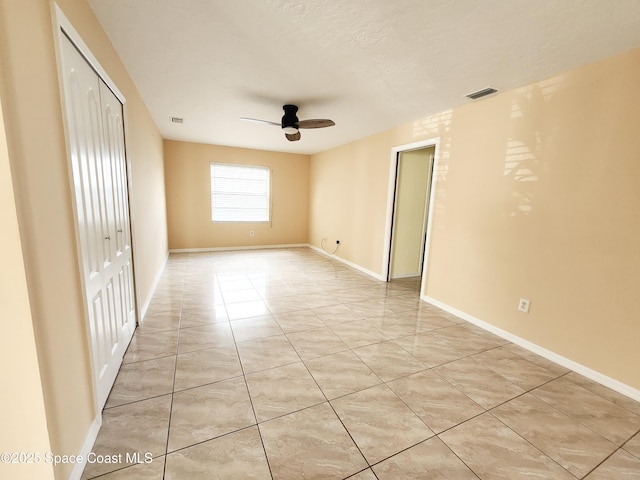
[297,119,335,129]
[285,131,301,141]
[240,117,280,126]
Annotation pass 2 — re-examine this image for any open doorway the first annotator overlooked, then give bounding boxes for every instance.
[383,139,439,292]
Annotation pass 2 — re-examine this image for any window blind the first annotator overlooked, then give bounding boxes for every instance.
[210,163,270,222]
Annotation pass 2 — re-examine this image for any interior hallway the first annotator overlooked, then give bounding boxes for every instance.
[82,248,640,479]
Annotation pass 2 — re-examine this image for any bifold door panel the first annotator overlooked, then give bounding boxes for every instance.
[59,34,135,410]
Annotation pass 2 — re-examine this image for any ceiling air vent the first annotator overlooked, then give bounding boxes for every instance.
[171,117,183,123]
[465,87,497,100]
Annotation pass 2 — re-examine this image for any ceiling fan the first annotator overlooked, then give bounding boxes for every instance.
[241,104,335,141]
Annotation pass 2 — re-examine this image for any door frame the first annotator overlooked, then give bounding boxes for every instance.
[53,5,140,411]
[382,138,440,289]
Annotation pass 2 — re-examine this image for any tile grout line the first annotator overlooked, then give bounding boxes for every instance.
[161,266,186,479]
[223,278,276,480]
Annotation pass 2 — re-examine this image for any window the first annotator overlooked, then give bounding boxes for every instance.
[210,163,270,222]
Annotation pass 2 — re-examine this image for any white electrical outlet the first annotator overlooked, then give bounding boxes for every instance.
[249,231,255,237]
[518,298,530,313]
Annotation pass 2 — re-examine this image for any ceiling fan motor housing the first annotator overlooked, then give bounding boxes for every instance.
[281,104,299,130]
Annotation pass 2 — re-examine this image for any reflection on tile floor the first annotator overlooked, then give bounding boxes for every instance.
[82,248,640,479]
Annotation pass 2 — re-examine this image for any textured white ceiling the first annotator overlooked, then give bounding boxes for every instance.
[88,0,640,154]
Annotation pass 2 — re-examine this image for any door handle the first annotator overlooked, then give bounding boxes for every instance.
[105,235,111,240]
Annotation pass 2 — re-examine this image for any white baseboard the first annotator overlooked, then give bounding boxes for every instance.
[68,413,102,480]
[422,295,640,402]
[139,251,169,320]
[307,244,386,281]
[169,243,308,253]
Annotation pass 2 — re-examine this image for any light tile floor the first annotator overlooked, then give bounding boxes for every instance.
[82,248,640,479]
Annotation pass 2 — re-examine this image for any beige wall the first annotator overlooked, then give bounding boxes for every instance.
[0,1,168,478]
[310,133,394,274]
[390,148,433,278]
[0,91,55,480]
[310,49,640,391]
[165,140,309,249]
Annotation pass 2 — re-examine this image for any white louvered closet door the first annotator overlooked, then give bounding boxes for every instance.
[59,34,136,410]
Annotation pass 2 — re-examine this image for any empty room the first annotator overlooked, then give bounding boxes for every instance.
[1,1,640,479]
